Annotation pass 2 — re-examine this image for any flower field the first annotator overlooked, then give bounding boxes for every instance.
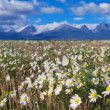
[0,41,110,110]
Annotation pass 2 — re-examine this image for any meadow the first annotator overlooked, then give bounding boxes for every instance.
[0,40,110,110]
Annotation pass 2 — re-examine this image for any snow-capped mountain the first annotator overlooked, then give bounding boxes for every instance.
[0,22,110,40]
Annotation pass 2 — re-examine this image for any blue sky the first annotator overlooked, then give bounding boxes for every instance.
[1,0,110,30]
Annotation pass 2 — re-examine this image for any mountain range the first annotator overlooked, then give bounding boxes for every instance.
[1,22,110,40]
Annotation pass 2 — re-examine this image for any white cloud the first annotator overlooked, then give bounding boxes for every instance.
[98,16,110,20]
[35,18,42,23]
[73,17,84,21]
[0,0,36,26]
[56,0,66,3]
[40,6,63,14]
[33,0,39,6]
[70,1,110,16]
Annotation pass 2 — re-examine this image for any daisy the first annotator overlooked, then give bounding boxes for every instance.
[25,77,31,84]
[62,56,69,66]
[6,74,10,81]
[92,78,99,85]
[20,93,30,105]
[93,68,99,76]
[102,85,110,97]
[55,58,61,65]
[0,98,7,107]
[55,84,62,95]
[70,94,82,109]
[65,79,74,88]
[9,90,17,98]
[18,82,25,90]
[78,55,82,60]
[65,89,71,94]
[88,89,102,103]
[75,79,83,87]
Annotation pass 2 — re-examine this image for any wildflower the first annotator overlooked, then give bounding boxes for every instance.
[92,78,99,85]
[6,74,10,81]
[20,93,30,105]
[102,85,110,97]
[55,84,62,95]
[65,79,74,88]
[62,56,69,66]
[88,89,102,103]
[70,94,82,109]
[65,89,71,94]
[0,98,7,107]
[18,82,25,90]
[9,90,17,98]
[93,68,99,76]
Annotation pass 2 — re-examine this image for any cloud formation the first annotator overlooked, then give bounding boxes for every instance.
[0,0,36,26]
[56,0,66,3]
[35,18,42,23]
[70,1,110,16]
[73,17,84,21]
[40,6,63,14]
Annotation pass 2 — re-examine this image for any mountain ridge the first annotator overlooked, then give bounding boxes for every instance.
[0,22,110,40]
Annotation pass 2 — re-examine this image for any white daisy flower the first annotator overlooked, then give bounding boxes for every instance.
[6,74,10,81]
[9,90,17,98]
[88,89,102,103]
[70,94,82,109]
[48,88,53,96]
[55,84,62,95]
[93,68,99,76]
[56,58,61,65]
[92,78,99,85]
[25,77,31,84]
[78,55,82,60]
[62,56,69,66]
[65,89,71,94]
[20,93,30,105]
[40,92,44,100]
[18,82,25,90]
[65,79,74,88]
[102,85,110,97]
[0,98,7,107]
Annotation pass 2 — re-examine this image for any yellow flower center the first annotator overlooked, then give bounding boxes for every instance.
[49,84,53,88]
[83,82,86,85]
[65,59,68,63]
[94,71,98,75]
[69,82,72,86]
[92,93,97,98]
[83,65,86,68]
[1,101,5,104]
[75,99,79,104]
[45,92,48,95]
[48,72,50,75]
[33,85,35,88]
[61,74,63,77]
[77,80,81,84]
[23,97,26,101]
[106,86,110,92]
[74,71,77,74]
[55,66,57,69]
[72,76,76,79]
[10,91,13,95]
[72,67,75,71]
[63,80,66,84]
[60,85,62,88]
[94,80,97,83]
[20,84,24,88]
